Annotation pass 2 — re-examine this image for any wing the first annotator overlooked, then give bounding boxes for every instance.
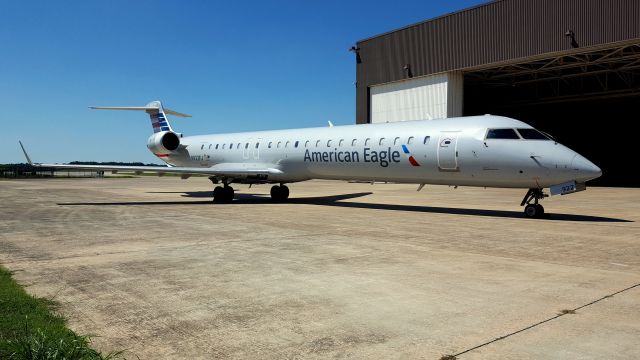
[19,141,283,179]
[32,162,283,178]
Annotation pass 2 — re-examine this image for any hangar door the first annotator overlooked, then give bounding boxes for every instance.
[370,72,463,123]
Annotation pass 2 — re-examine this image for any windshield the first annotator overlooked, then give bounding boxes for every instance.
[516,128,551,140]
[486,128,520,139]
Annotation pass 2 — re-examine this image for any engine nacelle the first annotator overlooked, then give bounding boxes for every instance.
[147,131,180,154]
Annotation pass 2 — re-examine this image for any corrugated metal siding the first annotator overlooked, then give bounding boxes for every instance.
[356,0,640,123]
[370,74,451,123]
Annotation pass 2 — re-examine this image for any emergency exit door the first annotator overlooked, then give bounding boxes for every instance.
[438,132,459,171]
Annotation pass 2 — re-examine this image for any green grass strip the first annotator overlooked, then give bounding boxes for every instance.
[0,266,124,359]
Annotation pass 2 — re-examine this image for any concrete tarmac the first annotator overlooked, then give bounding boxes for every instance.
[1,177,639,359]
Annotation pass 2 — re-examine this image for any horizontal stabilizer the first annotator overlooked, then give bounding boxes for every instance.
[89,103,191,117]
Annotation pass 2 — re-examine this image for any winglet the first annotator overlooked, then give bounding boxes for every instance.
[18,141,34,165]
[328,121,334,127]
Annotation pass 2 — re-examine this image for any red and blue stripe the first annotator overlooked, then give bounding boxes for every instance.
[401,145,420,166]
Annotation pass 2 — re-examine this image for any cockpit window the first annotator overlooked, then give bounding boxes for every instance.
[486,128,520,139]
[516,128,551,140]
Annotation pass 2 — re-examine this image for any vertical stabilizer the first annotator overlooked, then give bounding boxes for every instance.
[146,101,173,133]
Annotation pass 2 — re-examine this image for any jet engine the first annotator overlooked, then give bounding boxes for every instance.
[147,131,180,154]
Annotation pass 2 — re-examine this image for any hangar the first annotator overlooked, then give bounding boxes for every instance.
[353,0,640,186]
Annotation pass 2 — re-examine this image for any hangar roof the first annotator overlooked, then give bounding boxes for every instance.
[356,0,640,79]
[354,0,640,123]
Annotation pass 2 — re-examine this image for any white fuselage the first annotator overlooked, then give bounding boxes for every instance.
[156,115,600,189]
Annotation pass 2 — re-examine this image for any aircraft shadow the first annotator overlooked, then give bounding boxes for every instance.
[59,190,631,223]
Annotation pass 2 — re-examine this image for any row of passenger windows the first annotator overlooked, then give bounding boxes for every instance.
[199,136,432,150]
[486,128,551,140]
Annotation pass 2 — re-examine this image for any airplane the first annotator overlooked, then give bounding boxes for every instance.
[19,100,602,218]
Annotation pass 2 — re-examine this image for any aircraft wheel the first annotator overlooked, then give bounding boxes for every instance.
[270,185,281,201]
[213,186,224,203]
[280,185,290,200]
[223,186,234,203]
[524,204,542,218]
[270,185,289,202]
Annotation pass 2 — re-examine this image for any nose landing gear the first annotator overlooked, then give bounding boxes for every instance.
[521,188,548,218]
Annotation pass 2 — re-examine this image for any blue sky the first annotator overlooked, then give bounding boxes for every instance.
[2,0,485,163]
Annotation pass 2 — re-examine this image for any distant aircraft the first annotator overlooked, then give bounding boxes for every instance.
[20,101,601,218]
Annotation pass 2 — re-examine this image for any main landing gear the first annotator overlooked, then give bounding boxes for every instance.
[213,184,234,203]
[520,188,548,218]
[270,184,289,202]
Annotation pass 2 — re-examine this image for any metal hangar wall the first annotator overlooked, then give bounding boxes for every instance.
[354,0,640,186]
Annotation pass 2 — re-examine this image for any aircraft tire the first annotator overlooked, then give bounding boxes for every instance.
[280,185,290,200]
[223,186,234,203]
[535,204,544,217]
[524,204,543,218]
[213,186,224,203]
[270,185,281,201]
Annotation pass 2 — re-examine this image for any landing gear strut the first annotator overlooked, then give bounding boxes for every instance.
[270,184,289,202]
[520,188,547,218]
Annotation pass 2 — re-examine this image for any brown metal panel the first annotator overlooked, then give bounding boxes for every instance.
[355,0,640,123]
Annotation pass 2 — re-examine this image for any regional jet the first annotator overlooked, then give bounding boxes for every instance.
[20,101,602,218]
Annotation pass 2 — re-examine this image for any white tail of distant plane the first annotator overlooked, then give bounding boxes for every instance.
[90,101,191,133]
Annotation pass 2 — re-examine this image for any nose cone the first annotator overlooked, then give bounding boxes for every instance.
[572,154,602,181]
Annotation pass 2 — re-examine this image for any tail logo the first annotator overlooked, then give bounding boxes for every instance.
[151,113,171,132]
[401,145,420,166]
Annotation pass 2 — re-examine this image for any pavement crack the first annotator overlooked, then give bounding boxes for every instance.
[448,281,640,358]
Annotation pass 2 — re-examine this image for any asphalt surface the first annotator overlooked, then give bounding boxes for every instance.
[1,177,639,359]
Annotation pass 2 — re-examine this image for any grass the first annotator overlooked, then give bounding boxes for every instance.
[0,266,124,359]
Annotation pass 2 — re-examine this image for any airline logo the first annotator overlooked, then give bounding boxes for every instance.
[303,145,421,168]
[401,145,420,166]
[151,113,171,133]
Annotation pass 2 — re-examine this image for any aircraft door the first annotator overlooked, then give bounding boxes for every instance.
[438,132,459,171]
[253,138,262,160]
[243,138,252,160]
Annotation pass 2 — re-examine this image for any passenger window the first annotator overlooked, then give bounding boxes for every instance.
[208,144,212,149]
[486,129,520,139]
[327,140,332,147]
[295,141,299,148]
[408,136,414,144]
[379,138,385,146]
[215,144,219,150]
[286,141,290,148]
[516,128,550,140]
[305,140,309,147]
[394,137,400,145]
[277,141,282,148]
[339,139,344,147]
[237,143,241,149]
[423,136,431,145]
[268,141,272,148]
[201,144,205,150]
[316,140,321,147]
[245,143,249,149]
[365,138,371,146]
[222,144,226,149]
[351,139,357,146]
[255,142,259,148]
[230,143,233,149]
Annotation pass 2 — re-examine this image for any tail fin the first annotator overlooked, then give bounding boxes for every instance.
[90,100,191,133]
